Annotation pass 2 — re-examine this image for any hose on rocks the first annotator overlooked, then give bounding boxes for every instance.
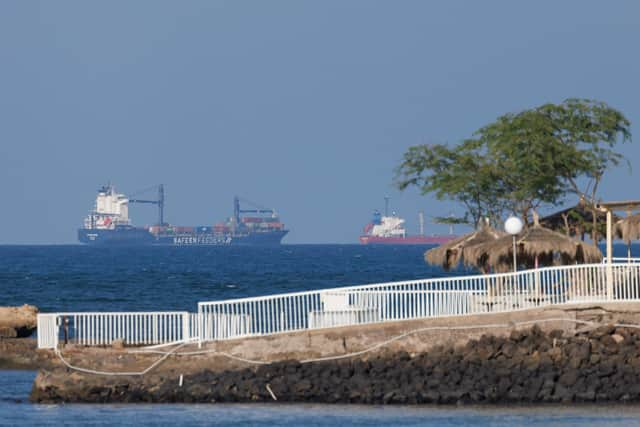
[54,342,188,376]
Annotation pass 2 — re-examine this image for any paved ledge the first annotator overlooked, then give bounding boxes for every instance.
[198,302,640,362]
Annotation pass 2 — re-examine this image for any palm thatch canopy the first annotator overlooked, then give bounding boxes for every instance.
[424,224,506,271]
[463,224,603,273]
[540,202,618,240]
[615,214,640,243]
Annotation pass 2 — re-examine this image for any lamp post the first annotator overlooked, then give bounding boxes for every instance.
[505,216,524,272]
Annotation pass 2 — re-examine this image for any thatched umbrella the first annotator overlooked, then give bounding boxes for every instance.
[461,219,602,301]
[464,222,603,274]
[424,222,506,272]
[614,213,640,259]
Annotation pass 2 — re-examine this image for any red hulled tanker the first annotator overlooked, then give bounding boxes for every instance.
[359,207,456,245]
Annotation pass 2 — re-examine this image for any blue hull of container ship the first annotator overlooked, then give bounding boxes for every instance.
[78,228,288,246]
[78,227,156,245]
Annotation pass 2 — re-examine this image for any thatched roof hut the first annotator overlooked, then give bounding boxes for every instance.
[540,201,618,240]
[424,223,506,271]
[463,223,603,273]
[615,214,640,243]
[614,214,640,259]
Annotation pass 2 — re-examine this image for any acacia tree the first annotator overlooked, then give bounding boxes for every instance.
[396,99,631,235]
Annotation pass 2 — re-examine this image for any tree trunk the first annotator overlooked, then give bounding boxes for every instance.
[522,208,530,227]
[561,213,570,236]
[591,207,598,243]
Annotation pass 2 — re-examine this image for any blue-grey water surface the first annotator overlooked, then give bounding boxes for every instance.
[1,243,639,426]
[4,370,640,426]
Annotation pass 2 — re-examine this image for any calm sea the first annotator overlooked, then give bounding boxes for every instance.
[1,243,639,426]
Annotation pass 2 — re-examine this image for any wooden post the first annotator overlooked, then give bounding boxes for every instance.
[606,209,613,300]
[63,316,69,346]
[534,255,541,302]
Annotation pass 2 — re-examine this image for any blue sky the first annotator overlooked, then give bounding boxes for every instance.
[1,1,639,244]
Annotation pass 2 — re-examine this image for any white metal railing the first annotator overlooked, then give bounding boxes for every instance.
[197,263,640,343]
[36,311,193,349]
[187,312,200,342]
[36,263,640,349]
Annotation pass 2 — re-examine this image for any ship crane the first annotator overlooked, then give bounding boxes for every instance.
[232,196,277,230]
[234,196,276,217]
[129,184,165,226]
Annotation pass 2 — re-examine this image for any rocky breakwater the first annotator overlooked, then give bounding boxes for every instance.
[0,305,38,338]
[0,305,55,369]
[31,323,640,404]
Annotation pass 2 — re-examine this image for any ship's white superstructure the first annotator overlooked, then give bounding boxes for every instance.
[83,184,131,230]
[360,200,457,245]
[369,213,407,238]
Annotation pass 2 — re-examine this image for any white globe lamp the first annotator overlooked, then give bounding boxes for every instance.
[504,216,524,272]
[505,216,524,235]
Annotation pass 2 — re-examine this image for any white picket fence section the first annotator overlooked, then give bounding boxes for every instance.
[37,311,195,349]
[37,260,640,349]
[37,314,59,349]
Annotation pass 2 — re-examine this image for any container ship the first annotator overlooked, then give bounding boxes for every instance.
[359,199,456,245]
[78,184,288,246]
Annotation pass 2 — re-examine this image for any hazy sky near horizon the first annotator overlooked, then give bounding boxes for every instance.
[1,1,639,244]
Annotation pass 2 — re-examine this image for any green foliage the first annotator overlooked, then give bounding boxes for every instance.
[395,99,632,229]
[475,110,569,218]
[533,99,631,199]
[395,139,508,227]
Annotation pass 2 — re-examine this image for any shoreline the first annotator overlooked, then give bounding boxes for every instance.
[26,303,640,405]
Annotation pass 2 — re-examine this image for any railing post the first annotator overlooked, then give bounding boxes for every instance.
[63,316,69,346]
[36,314,60,350]
[606,210,614,300]
[37,314,44,349]
[182,311,190,343]
[37,314,49,349]
[54,315,60,349]
[197,303,203,348]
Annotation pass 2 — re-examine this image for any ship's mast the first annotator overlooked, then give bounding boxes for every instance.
[384,196,390,217]
[233,196,240,232]
[419,210,425,236]
[158,184,165,226]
